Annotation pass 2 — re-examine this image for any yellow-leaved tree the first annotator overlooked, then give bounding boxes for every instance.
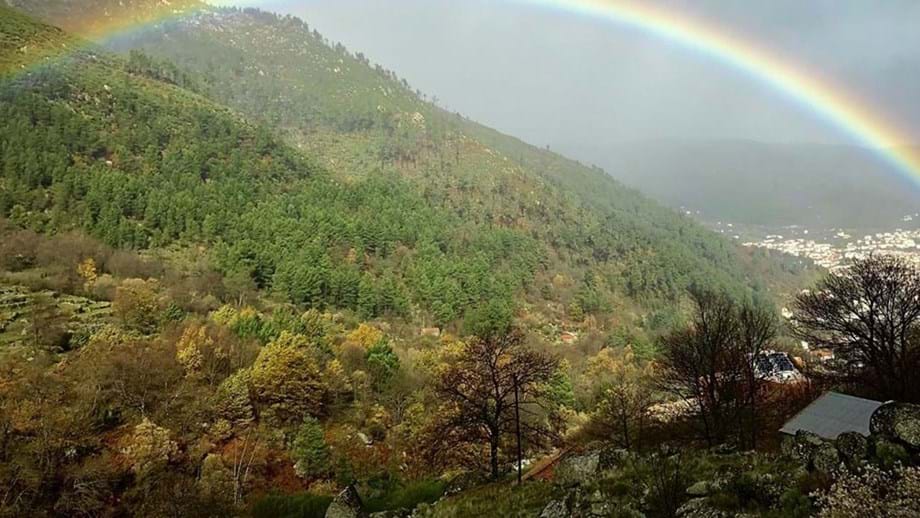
[585,346,657,450]
[249,332,328,424]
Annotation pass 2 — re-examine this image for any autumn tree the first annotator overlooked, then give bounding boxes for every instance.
[658,289,775,448]
[113,278,162,334]
[123,418,178,478]
[793,255,920,402]
[249,332,329,424]
[431,327,558,479]
[586,346,656,450]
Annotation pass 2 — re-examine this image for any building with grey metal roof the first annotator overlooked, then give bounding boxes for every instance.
[780,391,884,439]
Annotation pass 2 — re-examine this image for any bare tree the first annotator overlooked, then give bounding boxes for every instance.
[432,329,558,480]
[658,289,775,448]
[793,255,920,402]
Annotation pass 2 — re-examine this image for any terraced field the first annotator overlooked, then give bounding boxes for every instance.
[0,284,113,349]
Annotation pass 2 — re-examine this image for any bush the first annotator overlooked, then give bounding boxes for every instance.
[250,493,333,518]
[363,479,446,513]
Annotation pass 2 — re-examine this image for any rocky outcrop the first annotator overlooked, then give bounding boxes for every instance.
[325,485,367,518]
[552,446,631,488]
[871,402,920,448]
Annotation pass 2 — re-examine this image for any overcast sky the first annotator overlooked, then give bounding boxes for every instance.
[233,0,920,162]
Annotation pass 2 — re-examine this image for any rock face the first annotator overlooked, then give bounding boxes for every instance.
[325,485,367,518]
[783,430,842,473]
[539,487,642,518]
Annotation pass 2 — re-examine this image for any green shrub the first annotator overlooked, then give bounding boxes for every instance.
[363,479,446,512]
[776,488,813,518]
[290,417,331,478]
[251,493,332,518]
[875,440,909,469]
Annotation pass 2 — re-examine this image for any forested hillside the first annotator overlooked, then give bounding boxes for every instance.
[12,0,815,316]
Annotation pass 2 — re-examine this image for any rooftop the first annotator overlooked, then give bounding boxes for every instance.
[780,391,884,439]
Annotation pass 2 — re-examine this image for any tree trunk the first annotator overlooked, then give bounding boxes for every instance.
[490,433,500,480]
[514,377,522,485]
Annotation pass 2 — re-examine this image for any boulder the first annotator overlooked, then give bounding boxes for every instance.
[326,485,367,518]
[835,431,868,466]
[554,451,600,486]
[871,402,920,448]
[539,499,569,518]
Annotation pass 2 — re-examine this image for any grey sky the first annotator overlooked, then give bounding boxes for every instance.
[234,0,920,161]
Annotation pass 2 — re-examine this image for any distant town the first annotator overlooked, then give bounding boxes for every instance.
[695,211,920,272]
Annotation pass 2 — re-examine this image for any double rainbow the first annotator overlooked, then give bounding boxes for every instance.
[7,0,920,184]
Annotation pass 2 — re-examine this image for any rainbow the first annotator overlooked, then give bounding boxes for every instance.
[6,0,920,183]
[518,0,920,183]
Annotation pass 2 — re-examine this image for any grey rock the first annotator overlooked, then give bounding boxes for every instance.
[325,485,367,518]
[555,451,601,487]
[598,447,631,470]
[783,429,823,469]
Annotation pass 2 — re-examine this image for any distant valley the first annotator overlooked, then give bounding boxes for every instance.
[579,139,920,230]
